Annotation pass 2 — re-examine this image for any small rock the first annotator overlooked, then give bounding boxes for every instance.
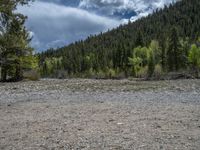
[109,119,115,122]
[117,122,124,125]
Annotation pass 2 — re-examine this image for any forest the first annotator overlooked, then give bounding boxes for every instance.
[1,0,200,81]
[38,0,200,79]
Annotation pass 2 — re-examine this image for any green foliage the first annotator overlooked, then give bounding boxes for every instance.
[188,44,200,69]
[149,40,161,64]
[134,46,150,66]
[22,53,39,70]
[86,68,96,78]
[148,49,155,77]
[154,64,163,79]
[38,0,200,79]
[23,70,40,81]
[96,70,106,79]
[167,27,182,71]
[136,66,148,78]
[106,68,117,78]
[40,57,62,77]
[128,47,143,76]
[129,41,159,78]
[180,38,190,68]
[0,0,37,82]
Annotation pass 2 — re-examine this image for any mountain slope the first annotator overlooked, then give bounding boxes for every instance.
[39,0,200,78]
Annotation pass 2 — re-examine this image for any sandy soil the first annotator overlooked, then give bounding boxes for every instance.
[0,79,200,150]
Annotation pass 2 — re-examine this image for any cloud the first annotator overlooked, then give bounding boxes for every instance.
[38,0,81,6]
[18,0,176,51]
[79,0,175,17]
[18,1,120,51]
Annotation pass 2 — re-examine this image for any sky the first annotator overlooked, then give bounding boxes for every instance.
[18,0,176,51]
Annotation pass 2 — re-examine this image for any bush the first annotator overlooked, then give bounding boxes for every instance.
[84,68,96,78]
[23,70,40,81]
[136,66,148,78]
[153,64,163,79]
[106,68,116,78]
[96,70,106,79]
[57,70,67,79]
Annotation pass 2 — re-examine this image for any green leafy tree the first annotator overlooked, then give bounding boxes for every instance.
[148,40,161,77]
[129,46,149,76]
[180,38,190,68]
[149,40,161,64]
[128,56,142,77]
[188,44,200,77]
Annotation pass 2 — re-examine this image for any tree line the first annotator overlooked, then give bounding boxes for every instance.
[1,0,200,81]
[39,0,200,79]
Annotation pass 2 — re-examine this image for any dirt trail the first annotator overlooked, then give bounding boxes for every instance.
[0,79,200,149]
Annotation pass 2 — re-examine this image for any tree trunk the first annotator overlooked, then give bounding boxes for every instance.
[15,64,23,81]
[1,66,7,82]
[195,67,199,78]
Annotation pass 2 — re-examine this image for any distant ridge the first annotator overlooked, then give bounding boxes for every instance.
[39,0,200,78]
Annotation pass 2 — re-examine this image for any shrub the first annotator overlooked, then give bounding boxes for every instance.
[96,70,106,79]
[84,68,96,78]
[57,70,67,79]
[136,66,148,78]
[106,68,116,78]
[23,70,40,81]
[153,64,163,79]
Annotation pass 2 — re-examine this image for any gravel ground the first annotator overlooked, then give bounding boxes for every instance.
[0,79,200,150]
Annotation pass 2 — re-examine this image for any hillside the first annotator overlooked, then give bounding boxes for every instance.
[39,0,200,79]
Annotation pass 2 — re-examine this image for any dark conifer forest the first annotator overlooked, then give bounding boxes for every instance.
[39,0,200,79]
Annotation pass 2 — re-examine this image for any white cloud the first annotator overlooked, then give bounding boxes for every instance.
[18,1,121,51]
[79,0,175,16]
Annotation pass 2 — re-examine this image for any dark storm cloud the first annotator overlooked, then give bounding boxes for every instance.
[38,0,81,6]
[18,0,176,51]
[18,1,120,51]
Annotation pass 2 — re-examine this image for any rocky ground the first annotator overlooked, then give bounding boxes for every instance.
[0,79,200,150]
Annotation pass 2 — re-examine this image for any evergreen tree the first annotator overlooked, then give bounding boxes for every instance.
[148,50,155,77]
[0,0,37,81]
[180,38,190,68]
[135,31,144,47]
[159,34,167,71]
[167,27,181,71]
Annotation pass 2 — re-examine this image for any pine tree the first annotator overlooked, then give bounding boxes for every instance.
[135,31,144,47]
[159,34,167,71]
[0,0,36,81]
[148,50,155,77]
[167,27,181,71]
